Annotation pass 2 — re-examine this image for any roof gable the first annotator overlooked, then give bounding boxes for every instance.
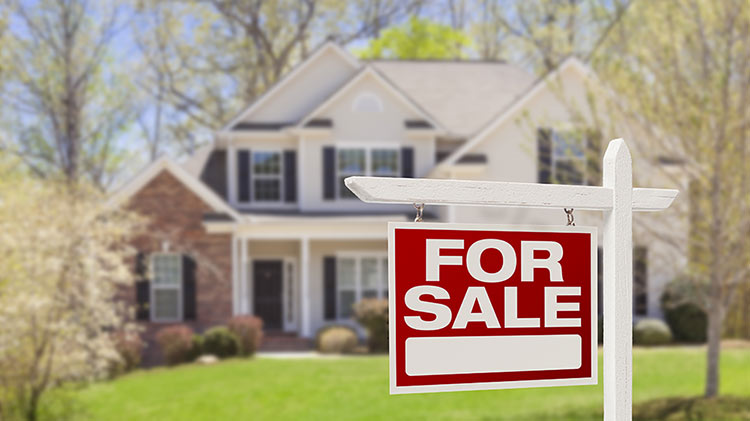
[437,58,595,169]
[297,66,443,131]
[222,42,360,130]
[372,60,534,136]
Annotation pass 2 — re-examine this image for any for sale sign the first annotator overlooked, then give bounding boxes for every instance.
[389,222,597,394]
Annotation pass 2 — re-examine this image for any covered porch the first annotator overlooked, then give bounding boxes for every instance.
[210,214,398,338]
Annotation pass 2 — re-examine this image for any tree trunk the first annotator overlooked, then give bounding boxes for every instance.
[705,294,722,397]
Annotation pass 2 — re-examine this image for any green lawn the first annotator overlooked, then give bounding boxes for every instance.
[72,347,750,420]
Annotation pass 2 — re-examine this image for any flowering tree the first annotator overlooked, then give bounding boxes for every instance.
[0,166,142,420]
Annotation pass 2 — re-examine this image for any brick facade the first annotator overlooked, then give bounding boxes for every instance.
[127,169,233,364]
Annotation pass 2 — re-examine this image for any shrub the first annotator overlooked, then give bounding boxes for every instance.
[112,331,143,373]
[202,326,240,358]
[354,298,388,353]
[316,325,358,354]
[633,318,673,346]
[228,316,264,357]
[107,331,143,377]
[664,302,707,343]
[155,325,196,365]
[187,334,204,362]
[661,279,708,343]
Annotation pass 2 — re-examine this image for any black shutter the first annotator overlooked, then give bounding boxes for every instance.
[633,246,648,316]
[183,255,197,321]
[401,147,414,178]
[238,149,251,202]
[586,130,602,186]
[537,128,552,184]
[135,252,150,321]
[597,247,603,317]
[284,150,297,202]
[323,147,336,200]
[324,256,337,320]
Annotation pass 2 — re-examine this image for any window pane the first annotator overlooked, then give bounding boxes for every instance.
[337,258,356,288]
[554,161,584,185]
[553,131,584,159]
[339,290,356,318]
[254,179,281,201]
[361,258,379,289]
[253,151,281,175]
[362,290,378,299]
[382,258,389,297]
[154,289,179,320]
[338,149,366,173]
[153,255,181,285]
[371,149,398,176]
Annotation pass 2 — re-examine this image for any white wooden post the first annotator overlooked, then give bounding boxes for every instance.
[603,139,632,420]
[344,139,677,420]
[300,237,311,337]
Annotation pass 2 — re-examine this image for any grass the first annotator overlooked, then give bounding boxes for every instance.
[70,346,750,420]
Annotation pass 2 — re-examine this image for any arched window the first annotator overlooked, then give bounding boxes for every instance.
[352,91,383,113]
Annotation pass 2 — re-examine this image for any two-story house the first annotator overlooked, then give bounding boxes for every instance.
[110,42,678,357]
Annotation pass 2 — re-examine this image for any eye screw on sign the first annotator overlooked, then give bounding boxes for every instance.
[345,139,678,421]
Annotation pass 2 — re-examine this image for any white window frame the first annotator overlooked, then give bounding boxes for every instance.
[551,129,587,186]
[150,253,183,323]
[249,149,284,203]
[335,145,400,199]
[335,252,388,320]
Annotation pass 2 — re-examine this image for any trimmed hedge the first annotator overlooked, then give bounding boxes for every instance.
[664,302,707,343]
[228,316,264,357]
[316,325,358,354]
[354,298,388,353]
[633,318,673,346]
[155,325,196,365]
[202,326,240,358]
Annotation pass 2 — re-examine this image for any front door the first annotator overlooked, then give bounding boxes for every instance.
[253,260,283,330]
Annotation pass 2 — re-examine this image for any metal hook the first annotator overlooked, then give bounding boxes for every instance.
[414,203,424,222]
[564,208,575,226]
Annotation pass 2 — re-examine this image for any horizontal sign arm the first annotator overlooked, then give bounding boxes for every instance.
[345,176,678,211]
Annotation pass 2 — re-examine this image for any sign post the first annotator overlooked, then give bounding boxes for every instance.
[346,139,678,420]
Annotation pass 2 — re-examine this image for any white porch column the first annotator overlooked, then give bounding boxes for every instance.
[300,237,311,337]
[231,234,238,315]
[240,237,249,314]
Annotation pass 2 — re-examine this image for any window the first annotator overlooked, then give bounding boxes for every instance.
[336,255,388,319]
[151,254,182,322]
[352,92,383,113]
[337,148,400,199]
[551,130,586,185]
[252,151,283,201]
[337,149,366,199]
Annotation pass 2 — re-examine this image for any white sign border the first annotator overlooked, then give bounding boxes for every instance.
[388,221,598,395]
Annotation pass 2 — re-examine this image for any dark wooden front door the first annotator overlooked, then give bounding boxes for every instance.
[253,260,283,330]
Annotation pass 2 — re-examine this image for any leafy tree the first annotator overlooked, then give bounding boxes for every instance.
[0,165,142,420]
[358,16,473,59]
[134,0,422,156]
[0,0,136,188]
[593,0,750,398]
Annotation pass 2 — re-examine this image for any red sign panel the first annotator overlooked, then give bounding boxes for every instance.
[389,222,597,394]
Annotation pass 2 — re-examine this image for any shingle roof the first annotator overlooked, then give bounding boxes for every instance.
[371,60,535,137]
